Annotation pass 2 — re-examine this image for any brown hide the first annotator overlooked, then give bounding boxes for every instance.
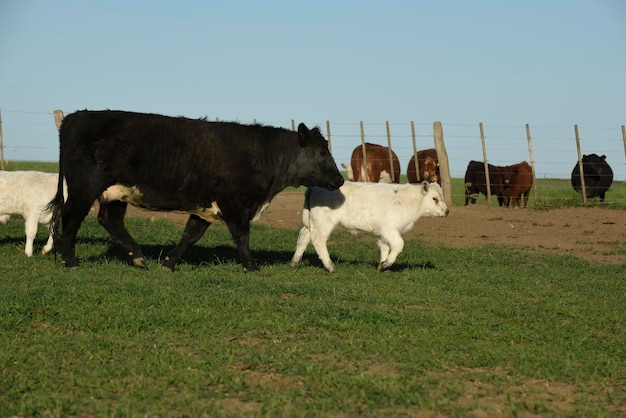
[407,148,440,184]
[350,143,400,183]
[501,161,533,208]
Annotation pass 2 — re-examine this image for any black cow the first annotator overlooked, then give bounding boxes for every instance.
[463,160,504,205]
[47,110,344,272]
[571,154,613,202]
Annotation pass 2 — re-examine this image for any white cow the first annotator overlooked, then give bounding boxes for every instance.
[290,181,449,272]
[0,171,62,256]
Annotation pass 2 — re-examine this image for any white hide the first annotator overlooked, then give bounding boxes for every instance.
[0,171,63,256]
[290,181,449,272]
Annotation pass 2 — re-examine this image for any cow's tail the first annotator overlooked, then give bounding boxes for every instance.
[301,187,312,229]
[45,152,66,254]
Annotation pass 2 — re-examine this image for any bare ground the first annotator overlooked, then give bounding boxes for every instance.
[127,191,626,265]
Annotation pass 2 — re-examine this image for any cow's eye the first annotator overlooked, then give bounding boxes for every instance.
[320,150,328,158]
[433,197,438,203]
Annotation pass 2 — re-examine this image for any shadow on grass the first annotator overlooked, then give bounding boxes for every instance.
[295,252,438,272]
[67,235,440,272]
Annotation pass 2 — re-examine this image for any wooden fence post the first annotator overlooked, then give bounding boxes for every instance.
[291,119,296,131]
[479,122,492,203]
[622,125,626,162]
[525,123,538,202]
[410,121,420,182]
[0,109,5,170]
[359,121,368,182]
[574,124,587,203]
[326,120,332,154]
[385,121,396,182]
[53,109,64,132]
[433,121,452,205]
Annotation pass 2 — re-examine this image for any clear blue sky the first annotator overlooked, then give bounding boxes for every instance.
[1,0,625,180]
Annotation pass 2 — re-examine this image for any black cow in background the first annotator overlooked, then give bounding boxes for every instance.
[47,110,344,272]
[571,154,613,202]
[463,160,504,205]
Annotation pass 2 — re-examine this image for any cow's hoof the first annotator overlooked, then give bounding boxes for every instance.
[63,259,79,269]
[132,257,148,269]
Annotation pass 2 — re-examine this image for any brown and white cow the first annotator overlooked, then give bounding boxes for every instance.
[407,148,439,184]
[290,181,449,272]
[349,143,400,183]
[47,110,344,272]
[501,161,533,208]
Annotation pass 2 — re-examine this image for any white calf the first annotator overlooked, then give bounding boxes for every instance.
[0,171,61,256]
[290,181,449,272]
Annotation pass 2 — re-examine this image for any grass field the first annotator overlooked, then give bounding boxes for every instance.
[0,162,625,416]
[0,218,624,416]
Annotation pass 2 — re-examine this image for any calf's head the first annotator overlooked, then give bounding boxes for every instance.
[420,181,449,217]
[293,123,344,190]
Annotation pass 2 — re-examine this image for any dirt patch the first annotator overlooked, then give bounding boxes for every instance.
[126,191,626,265]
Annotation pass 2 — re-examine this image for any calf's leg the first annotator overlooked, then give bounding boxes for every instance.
[310,226,336,273]
[377,232,404,271]
[42,226,54,255]
[290,226,311,268]
[24,215,38,257]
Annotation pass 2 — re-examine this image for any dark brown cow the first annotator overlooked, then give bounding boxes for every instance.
[349,143,400,183]
[47,110,344,272]
[571,154,613,202]
[407,148,439,184]
[463,161,505,205]
[501,161,533,208]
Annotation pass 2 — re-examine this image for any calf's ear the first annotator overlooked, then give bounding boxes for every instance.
[297,123,309,147]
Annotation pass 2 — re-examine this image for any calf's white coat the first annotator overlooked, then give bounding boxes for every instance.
[0,171,62,256]
[290,181,449,272]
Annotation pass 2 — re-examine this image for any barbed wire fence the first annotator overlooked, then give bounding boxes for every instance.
[0,109,624,204]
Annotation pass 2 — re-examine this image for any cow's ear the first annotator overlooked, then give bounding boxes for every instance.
[421,181,429,194]
[601,155,607,160]
[297,123,309,147]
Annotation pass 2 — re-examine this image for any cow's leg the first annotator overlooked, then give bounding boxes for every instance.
[162,215,210,271]
[59,197,94,268]
[290,226,311,268]
[225,219,258,272]
[523,193,529,208]
[377,232,404,271]
[23,215,38,257]
[97,201,147,268]
[309,227,335,273]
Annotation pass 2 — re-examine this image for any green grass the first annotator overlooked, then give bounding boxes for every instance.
[1,216,624,417]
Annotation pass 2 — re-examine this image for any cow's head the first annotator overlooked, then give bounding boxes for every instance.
[293,123,344,190]
[421,157,439,184]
